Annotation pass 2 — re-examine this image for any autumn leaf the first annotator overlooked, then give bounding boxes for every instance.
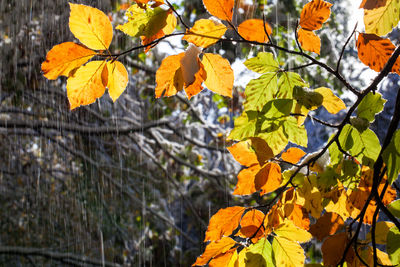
[365,221,394,244]
[155,53,185,98]
[183,19,227,48]
[255,162,282,196]
[296,175,323,218]
[204,206,246,241]
[297,28,321,54]
[238,19,272,43]
[193,236,236,266]
[283,203,310,230]
[227,140,259,167]
[360,0,388,9]
[322,233,354,266]
[364,0,400,36]
[281,147,306,164]
[233,165,260,195]
[309,212,344,241]
[274,219,312,243]
[202,0,234,21]
[180,45,206,99]
[66,61,108,110]
[69,3,113,50]
[41,42,96,80]
[237,209,265,242]
[299,0,333,31]
[314,87,346,114]
[208,249,237,267]
[324,183,351,221]
[235,238,274,267]
[272,236,306,267]
[202,53,234,97]
[106,61,128,102]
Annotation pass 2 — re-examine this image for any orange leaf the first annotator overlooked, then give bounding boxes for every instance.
[283,204,310,230]
[41,42,96,80]
[202,0,234,21]
[205,206,246,241]
[237,209,265,242]
[297,28,321,54]
[233,165,260,195]
[202,53,234,97]
[141,11,176,53]
[193,237,236,266]
[360,0,387,9]
[227,140,259,167]
[322,233,355,266]
[299,0,333,31]
[184,60,206,99]
[183,19,227,48]
[141,30,165,53]
[255,162,282,196]
[238,19,272,43]
[180,45,206,99]
[281,147,306,164]
[208,249,236,267]
[309,212,344,241]
[66,60,108,110]
[155,53,185,98]
[356,33,400,75]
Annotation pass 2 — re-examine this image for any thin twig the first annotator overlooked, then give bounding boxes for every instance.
[336,22,358,73]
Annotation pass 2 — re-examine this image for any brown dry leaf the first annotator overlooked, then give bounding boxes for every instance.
[41,42,96,80]
[238,19,272,43]
[155,53,185,98]
[360,0,387,9]
[322,233,355,266]
[202,0,234,21]
[281,147,306,164]
[250,137,274,165]
[66,60,108,110]
[356,33,400,74]
[299,0,333,31]
[202,53,234,97]
[193,237,236,266]
[309,212,344,241]
[233,165,260,195]
[237,209,265,243]
[255,162,282,196]
[297,28,321,54]
[204,206,246,241]
[183,19,227,48]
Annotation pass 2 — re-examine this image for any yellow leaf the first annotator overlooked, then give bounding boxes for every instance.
[69,3,113,50]
[274,219,312,243]
[296,175,323,218]
[41,42,96,80]
[324,184,351,221]
[238,19,272,43]
[363,247,393,266]
[299,0,332,31]
[314,87,346,114]
[281,147,306,164]
[193,237,236,266]
[227,140,259,167]
[155,53,185,98]
[204,206,246,241]
[183,19,227,48]
[106,61,128,102]
[364,0,400,36]
[272,236,306,267]
[202,53,234,97]
[66,61,107,110]
[365,221,394,244]
[202,0,234,21]
[116,4,148,37]
[297,28,321,54]
[163,12,177,35]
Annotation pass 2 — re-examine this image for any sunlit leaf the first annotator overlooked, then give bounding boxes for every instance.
[236,238,274,267]
[272,236,306,267]
[208,248,237,267]
[227,140,259,167]
[388,199,400,217]
[228,111,257,141]
[233,165,260,195]
[274,219,312,243]
[238,19,272,43]
[155,53,185,98]
[69,3,113,50]
[281,147,306,164]
[299,0,332,31]
[366,221,394,244]
[360,0,387,9]
[255,162,282,196]
[383,130,400,184]
[387,227,400,265]
[237,209,265,242]
[180,45,206,99]
[244,73,279,111]
[314,87,346,114]
[364,0,400,36]
[277,72,308,99]
[41,42,96,80]
[183,19,227,48]
[106,61,128,102]
[297,28,321,54]
[309,212,344,241]
[66,60,107,110]
[193,237,236,266]
[244,52,280,74]
[204,206,246,241]
[202,0,234,21]
[357,92,386,122]
[202,53,233,97]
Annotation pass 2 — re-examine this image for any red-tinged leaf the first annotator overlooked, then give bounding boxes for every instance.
[238,19,272,43]
[227,140,259,167]
[193,237,236,266]
[299,0,333,31]
[155,53,185,98]
[202,0,234,21]
[41,42,96,80]
[297,28,321,54]
[255,162,282,196]
[322,233,355,266]
[281,147,306,164]
[233,165,260,196]
[356,33,400,74]
[237,209,265,242]
[360,0,387,9]
[205,206,246,241]
[309,212,344,241]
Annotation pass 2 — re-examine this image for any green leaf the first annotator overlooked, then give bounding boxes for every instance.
[328,136,343,167]
[244,73,278,111]
[387,227,400,265]
[244,238,275,267]
[357,92,386,122]
[338,124,381,166]
[283,117,308,148]
[388,199,400,218]
[293,86,323,110]
[228,111,257,140]
[258,122,288,155]
[261,99,293,119]
[382,130,400,185]
[277,72,308,99]
[244,52,280,74]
